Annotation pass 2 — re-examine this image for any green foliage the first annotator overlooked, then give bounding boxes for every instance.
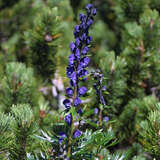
[24,4,61,80]
[0,112,13,159]
[113,0,149,24]
[0,0,20,10]
[0,62,37,112]
[115,96,158,142]
[0,0,37,63]
[138,103,160,158]
[0,104,39,160]
[9,104,38,160]
[1,0,160,159]
[94,50,127,115]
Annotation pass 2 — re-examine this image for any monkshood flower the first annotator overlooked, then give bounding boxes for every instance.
[103,116,109,123]
[58,132,67,144]
[91,69,109,127]
[63,4,96,125]
[62,4,96,158]
[73,129,82,138]
[92,69,106,107]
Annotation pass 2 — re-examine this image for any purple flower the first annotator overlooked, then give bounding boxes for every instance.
[70,42,75,52]
[58,132,67,143]
[75,48,81,60]
[74,97,81,107]
[80,33,87,41]
[63,99,71,109]
[92,8,97,15]
[73,129,82,138]
[68,54,75,65]
[85,4,93,14]
[80,57,90,68]
[80,22,87,30]
[87,18,93,27]
[66,66,74,78]
[79,86,87,96]
[66,87,73,97]
[64,4,96,127]
[94,108,99,114]
[79,69,89,77]
[103,116,109,123]
[65,113,72,125]
[100,95,106,106]
[75,38,81,46]
[102,85,106,91]
[86,36,92,45]
[82,46,89,55]
[71,72,77,86]
[79,13,87,22]
[74,25,80,33]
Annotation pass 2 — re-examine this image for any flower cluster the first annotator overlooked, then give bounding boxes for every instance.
[63,4,97,130]
[92,69,106,107]
[92,69,109,125]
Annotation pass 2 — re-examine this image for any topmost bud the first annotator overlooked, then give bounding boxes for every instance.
[85,4,97,16]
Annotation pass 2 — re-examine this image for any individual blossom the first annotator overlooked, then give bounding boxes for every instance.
[73,129,82,138]
[103,116,109,123]
[66,87,73,97]
[74,97,82,107]
[65,113,72,125]
[94,108,99,115]
[79,86,87,96]
[63,99,71,109]
[58,132,67,144]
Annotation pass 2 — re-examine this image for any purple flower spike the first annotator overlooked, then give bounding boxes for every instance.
[74,97,81,107]
[63,99,71,109]
[73,129,82,138]
[79,86,87,96]
[65,113,72,125]
[64,4,96,127]
[66,87,73,97]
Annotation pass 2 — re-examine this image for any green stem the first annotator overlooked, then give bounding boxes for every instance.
[67,121,74,159]
[67,85,77,159]
[98,107,103,128]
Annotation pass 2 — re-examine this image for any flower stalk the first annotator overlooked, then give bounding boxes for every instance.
[63,4,97,158]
